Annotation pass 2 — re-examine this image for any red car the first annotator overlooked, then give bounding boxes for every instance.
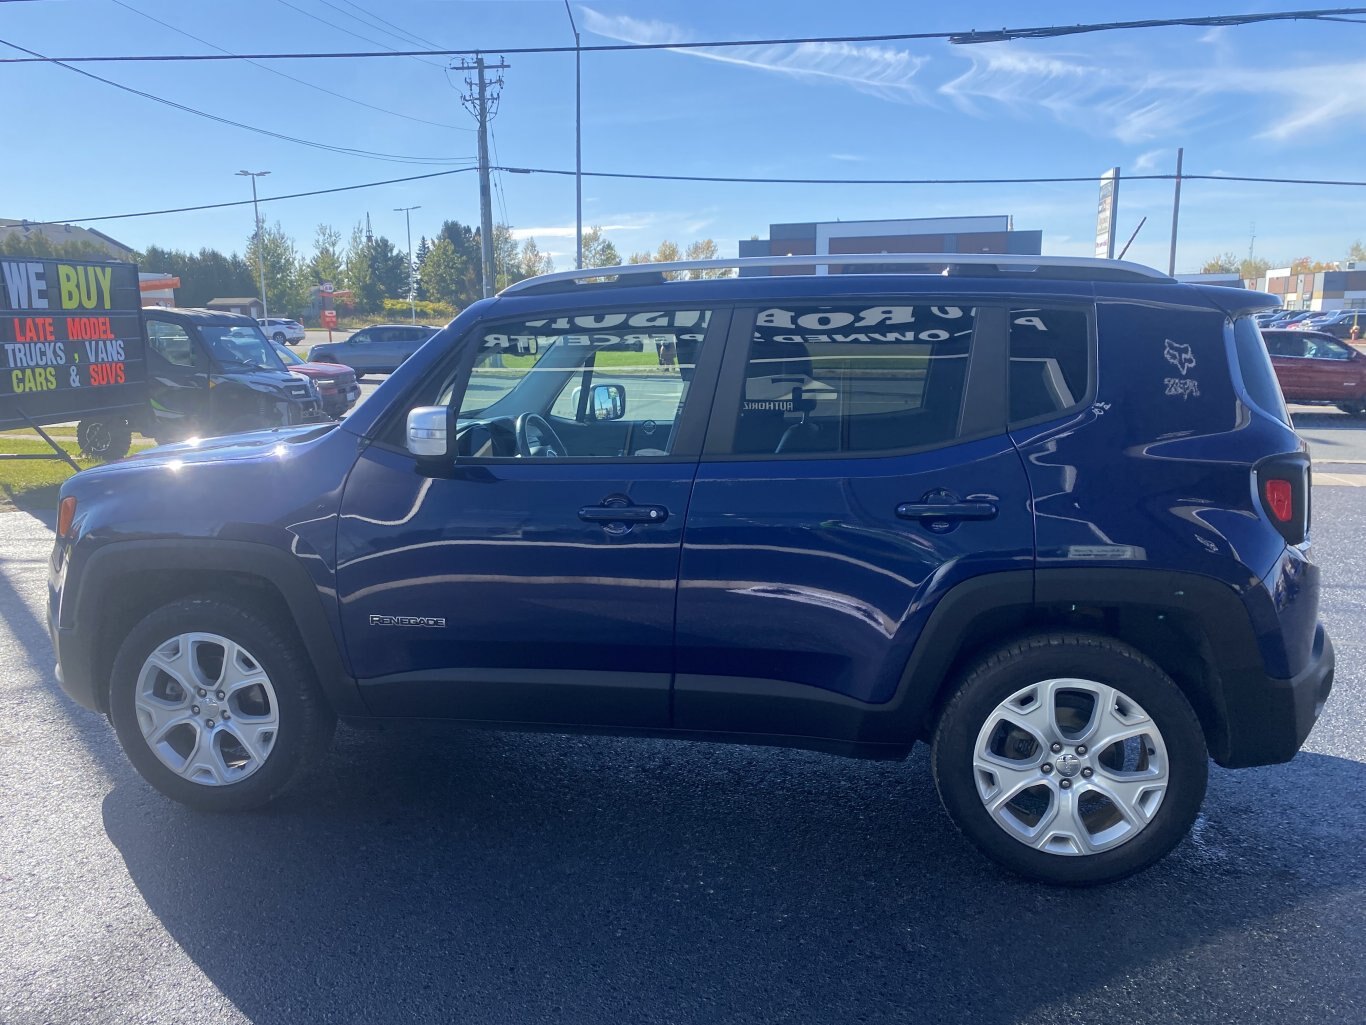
[272,341,361,418]
[1263,328,1366,417]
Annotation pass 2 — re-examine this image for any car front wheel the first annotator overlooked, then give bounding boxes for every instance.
[931,633,1207,886]
[108,597,334,811]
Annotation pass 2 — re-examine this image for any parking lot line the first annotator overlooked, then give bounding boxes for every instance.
[1314,473,1366,487]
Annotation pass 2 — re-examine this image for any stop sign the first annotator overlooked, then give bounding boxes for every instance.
[321,310,338,329]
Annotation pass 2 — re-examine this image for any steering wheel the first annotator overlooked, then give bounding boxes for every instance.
[514,412,567,457]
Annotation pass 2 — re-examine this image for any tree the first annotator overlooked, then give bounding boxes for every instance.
[518,236,554,281]
[1290,256,1336,273]
[1349,240,1366,263]
[245,220,307,316]
[626,241,685,278]
[141,245,255,308]
[1201,253,1240,274]
[684,238,733,279]
[344,222,380,313]
[369,235,410,303]
[582,225,620,268]
[418,238,462,307]
[1240,257,1270,282]
[307,224,344,289]
[413,235,431,300]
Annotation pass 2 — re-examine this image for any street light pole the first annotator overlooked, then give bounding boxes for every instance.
[395,205,421,323]
[237,170,270,320]
[565,1,582,269]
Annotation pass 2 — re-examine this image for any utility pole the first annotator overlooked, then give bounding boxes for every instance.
[395,205,421,323]
[1167,147,1184,277]
[565,1,582,269]
[459,54,509,298]
[237,170,270,319]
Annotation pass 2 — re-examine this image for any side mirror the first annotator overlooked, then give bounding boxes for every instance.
[406,406,452,459]
[591,383,626,421]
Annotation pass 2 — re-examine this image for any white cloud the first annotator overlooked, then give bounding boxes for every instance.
[830,153,868,162]
[509,222,642,240]
[1133,148,1166,172]
[579,7,928,102]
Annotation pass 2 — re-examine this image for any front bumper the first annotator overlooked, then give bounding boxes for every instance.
[1219,623,1334,768]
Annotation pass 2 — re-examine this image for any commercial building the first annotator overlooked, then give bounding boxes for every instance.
[738,216,1043,276]
[0,219,135,260]
[1256,264,1366,311]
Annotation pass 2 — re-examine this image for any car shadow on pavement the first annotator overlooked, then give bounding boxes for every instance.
[101,727,1366,1025]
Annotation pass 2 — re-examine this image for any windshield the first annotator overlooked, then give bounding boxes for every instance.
[272,341,304,366]
[199,323,288,372]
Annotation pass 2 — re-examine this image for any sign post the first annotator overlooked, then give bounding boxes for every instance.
[1095,168,1120,260]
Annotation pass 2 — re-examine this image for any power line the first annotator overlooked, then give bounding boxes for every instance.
[30,165,1366,230]
[0,35,473,164]
[273,0,445,68]
[334,0,449,51]
[109,0,470,131]
[34,166,479,226]
[2,7,1361,62]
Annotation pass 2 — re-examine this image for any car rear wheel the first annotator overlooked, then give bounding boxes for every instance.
[108,597,334,811]
[931,633,1207,886]
[1335,401,1366,418]
[272,332,286,343]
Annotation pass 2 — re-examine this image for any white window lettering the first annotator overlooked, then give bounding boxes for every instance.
[628,311,671,327]
[855,306,916,326]
[1014,315,1047,331]
[797,311,855,330]
[573,313,628,329]
[930,306,966,320]
[757,308,796,329]
[919,329,950,342]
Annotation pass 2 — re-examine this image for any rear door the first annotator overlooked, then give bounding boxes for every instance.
[143,316,210,434]
[673,298,1034,741]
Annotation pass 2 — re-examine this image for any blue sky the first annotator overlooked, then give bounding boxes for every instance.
[2,0,1364,273]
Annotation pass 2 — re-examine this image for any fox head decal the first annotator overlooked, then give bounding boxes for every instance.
[1164,339,1196,376]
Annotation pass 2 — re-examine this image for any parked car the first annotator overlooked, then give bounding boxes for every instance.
[272,341,361,418]
[1252,310,1283,326]
[257,318,307,345]
[1275,311,1319,326]
[50,254,1332,886]
[1292,308,1365,339]
[75,308,324,458]
[306,324,436,377]
[1263,327,1366,416]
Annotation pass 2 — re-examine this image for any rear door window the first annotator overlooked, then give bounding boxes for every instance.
[723,301,975,456]
[1008,307,1092,423]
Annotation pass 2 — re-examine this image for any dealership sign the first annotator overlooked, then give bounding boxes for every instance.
[0,258,146,429]
[1095,168,1120,260]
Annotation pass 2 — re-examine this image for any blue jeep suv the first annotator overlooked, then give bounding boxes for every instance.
[48,254,1334,885]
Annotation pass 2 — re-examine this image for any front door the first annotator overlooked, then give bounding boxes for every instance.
[673,299,1035,741]
[143,316,210,437]
[336,302,728,727]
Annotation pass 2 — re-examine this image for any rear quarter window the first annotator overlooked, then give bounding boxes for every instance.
[1232,317,1291,426]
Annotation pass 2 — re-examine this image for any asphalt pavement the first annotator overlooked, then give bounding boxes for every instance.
[2,477,1365,1023]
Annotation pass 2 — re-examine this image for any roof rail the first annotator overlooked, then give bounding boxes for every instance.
[499,252,1172,295]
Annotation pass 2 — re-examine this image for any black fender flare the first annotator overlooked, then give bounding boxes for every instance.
[62,538,364,716]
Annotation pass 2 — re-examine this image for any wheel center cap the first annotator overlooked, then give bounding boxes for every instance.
[1055,753,1082,778]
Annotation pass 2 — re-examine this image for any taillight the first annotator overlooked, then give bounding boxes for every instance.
[1264,479,1293,522]
[1256,455,1310,545]
[56,496,77,539]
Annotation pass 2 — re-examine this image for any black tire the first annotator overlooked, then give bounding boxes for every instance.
[108,597,334,811]
[931,633,1208,886]
[272,332,286,344]
[76,417,133,461]
[1335,401,1366,418]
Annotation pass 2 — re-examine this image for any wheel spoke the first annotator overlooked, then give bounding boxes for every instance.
[1030,784,1095,856]
[221,718,276,767]
[1086,769,1167,826]
[974,751,1047,813]
[996,679,1064,746]
[1082,684,1153,752]
[219,640,269,696]
[182,729,231,786]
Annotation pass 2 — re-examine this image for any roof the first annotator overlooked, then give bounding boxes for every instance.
[0,218,135,258]
[144,306,257,323]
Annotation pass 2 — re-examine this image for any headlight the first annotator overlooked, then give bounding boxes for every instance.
[313,378,337,388]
